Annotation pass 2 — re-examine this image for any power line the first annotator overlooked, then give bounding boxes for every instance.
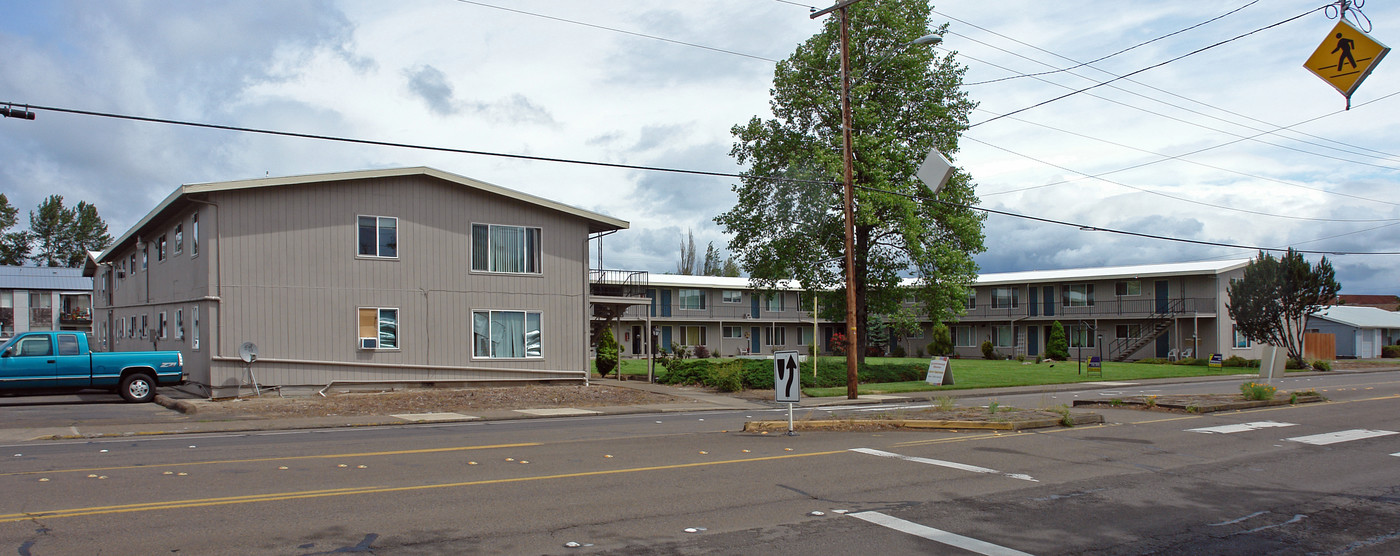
[853,183,1400,256]
[452,0,781,63]
[965,1,1260,86]
[13,102,841,186]
[967,6,1323,128]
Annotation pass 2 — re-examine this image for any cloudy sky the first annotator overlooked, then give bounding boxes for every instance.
[0,0,1396,294]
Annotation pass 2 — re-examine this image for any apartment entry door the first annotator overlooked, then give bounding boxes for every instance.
[1027,325,1039,356]
[631,325,642,355]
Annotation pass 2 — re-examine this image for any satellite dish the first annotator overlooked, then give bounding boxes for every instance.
[238,342,259,364]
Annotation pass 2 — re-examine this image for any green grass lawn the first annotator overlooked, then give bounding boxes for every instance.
[803,357,1260,396]
[597,355,1271,396]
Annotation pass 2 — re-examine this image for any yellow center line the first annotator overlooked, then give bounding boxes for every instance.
[0,442,542,477]
[0,450,849,523]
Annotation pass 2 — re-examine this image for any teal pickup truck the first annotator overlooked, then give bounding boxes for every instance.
[0,331,185,403]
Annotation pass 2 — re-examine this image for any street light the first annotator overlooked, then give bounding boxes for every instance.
[814,1,943,399]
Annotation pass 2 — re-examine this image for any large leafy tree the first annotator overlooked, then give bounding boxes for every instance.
[28,195,112,267]
[1227,249,1341,366]
[718,0,984,362]
[0,194,30,265]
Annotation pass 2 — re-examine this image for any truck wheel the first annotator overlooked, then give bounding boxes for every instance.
[120,373,157,403]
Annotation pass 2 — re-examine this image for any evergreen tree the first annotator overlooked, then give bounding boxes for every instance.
[595,326,619,378]
[0,194,30,265]
[718,0,984,365]
[25,195,112,268]
[1227,249,1340,366]
[1047,321,1069,360]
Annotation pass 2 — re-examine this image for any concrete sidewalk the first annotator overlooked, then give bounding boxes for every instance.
[0,368,1380,442]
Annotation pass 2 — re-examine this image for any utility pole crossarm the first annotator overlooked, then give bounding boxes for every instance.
[810,0,864,19]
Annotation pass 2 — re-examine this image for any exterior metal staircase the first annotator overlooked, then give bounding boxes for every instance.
[1107,299,1184,362]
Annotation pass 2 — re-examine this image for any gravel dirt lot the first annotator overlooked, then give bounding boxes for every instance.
[191,384,684,419]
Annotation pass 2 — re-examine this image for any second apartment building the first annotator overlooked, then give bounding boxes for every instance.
[609,259,1262,362]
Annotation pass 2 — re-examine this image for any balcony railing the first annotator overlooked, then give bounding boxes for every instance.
[589,269,649,298]
[620,302,816,321]
[954,297,1215,321]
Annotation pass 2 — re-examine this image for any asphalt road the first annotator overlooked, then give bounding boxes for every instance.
[2,372,1398,555]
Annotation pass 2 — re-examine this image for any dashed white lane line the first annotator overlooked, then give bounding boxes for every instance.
[849,511,1034,556]
[1286,429,1398,446]
[1187,421,1297,434]
[850,448,1038,482]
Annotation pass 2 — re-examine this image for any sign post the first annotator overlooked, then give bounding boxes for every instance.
[1304,19,1390,109]
[774,350,801,436]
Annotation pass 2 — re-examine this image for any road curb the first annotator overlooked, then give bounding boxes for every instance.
[743,412,1103,432]
[154,394,198,415]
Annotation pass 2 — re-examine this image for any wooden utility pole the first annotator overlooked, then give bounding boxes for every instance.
[811,0,864,399]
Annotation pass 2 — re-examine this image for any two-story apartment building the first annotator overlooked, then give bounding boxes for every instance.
[88,167,627,398]
[607,259,1261,362]
[0,266,93,339]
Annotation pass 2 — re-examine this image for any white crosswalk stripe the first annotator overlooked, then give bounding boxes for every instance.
[1286,429,1398,446]
[1187,421,1297,434]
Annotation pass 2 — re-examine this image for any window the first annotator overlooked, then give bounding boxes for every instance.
[765,326,786,346]
[1233,326,1251,348]
[192,306,200,350]
[1068,325,1096,348]
[1115,324,1142,339]
[28,293,52,331]
[799,327,814,346]
[175,309,184,340]
[191,211,199,257]
[156,235,167,261]
[722,290,742,303]
[992,325,1014,347]
[0,291,9,337]
[158,312,168,339]
[57,334,80,356]
[1063,284,1095,307]
[680,326,706,346]
[798,293,814,312]
[766,294,784,312]
[140,315,148,338]
[128,316,136,338]
[13,335,51,357]
[965,292,976,309]
[130,253,137,274]
[992,287,1019,309]
[357,216,398,258]
[174,224,183,255]
[953,326,976,347]
[473,310,541,358]
[722,326,744,339]
[1115,281,1141,296]
[358,307,399,350]
[471,224,541,273]
[142,246,148,270]
[678,289,706,310]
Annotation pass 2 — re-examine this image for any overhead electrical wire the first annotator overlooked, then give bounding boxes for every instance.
[852,183,1400,256]
[965,1,1260,86]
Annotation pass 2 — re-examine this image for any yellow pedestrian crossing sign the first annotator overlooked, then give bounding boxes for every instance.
[1305,19,1389,108]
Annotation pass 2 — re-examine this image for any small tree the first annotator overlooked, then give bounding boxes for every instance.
[926,323,953,356]
[595,326,619,378]
[981,340,997,360]
[1228,249,1340,366]
[1047,321,1069,360]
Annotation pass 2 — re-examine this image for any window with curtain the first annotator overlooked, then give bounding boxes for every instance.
[358,216,398,258]
[191,211,199,257]
[471,224,542,274]
[174,224,183,255]
[722,290,742,303]
[681,326,706,346]
[678,289,705,310]
[954,326,976,347]
[992,287,1019,309]
[358,307,398,349]
[473,310,542,358]
[1068,325,1096,347]
[1063,284,1095,307]
[766,294,784,312]
[993,325,1013,347]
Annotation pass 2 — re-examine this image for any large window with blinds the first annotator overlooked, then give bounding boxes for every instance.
[471,224,542,274]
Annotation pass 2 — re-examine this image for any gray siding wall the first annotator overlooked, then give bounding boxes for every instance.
[203,175,589,394]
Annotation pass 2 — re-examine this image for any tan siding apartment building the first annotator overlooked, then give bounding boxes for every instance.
[90,167,626,398]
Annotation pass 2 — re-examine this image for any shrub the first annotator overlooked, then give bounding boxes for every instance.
[595,326,618,377]
[671,343,690,360]
[1311,359,1331,371]
[1046,321,1070,360]
[1223,355,1251,367]
[981,340,997,360]
[1016,354,1026,363]
[1035,354,1044,364]
[693,345,710,359]
[891,345,907,358]
[1285,358,1304,370]
[926,324,953,357]
[656,359,713,386]
[704,360,744,392]
[916,347,925,358]
[1240,381,1277,401]
[1382,345,1400,358]
[865,346,884,357]
[829,332,848,356]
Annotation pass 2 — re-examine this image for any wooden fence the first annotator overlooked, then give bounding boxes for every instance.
[1304,332,1336,360]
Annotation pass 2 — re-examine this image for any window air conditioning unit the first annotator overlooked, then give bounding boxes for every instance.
[360,337,378,349]
[743,313,751,319]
